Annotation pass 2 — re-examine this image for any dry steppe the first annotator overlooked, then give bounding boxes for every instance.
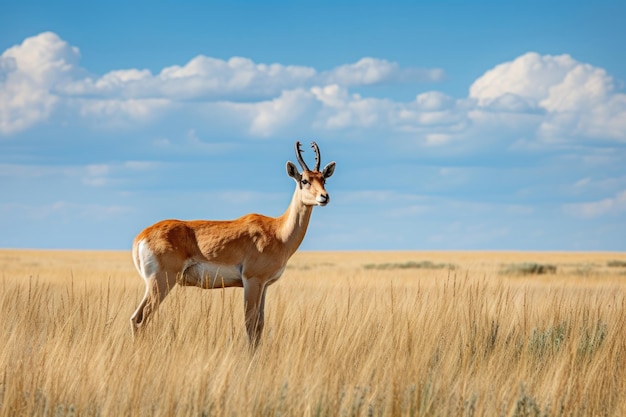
[1,250,625,416]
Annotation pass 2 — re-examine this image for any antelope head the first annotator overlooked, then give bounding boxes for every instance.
[287,141,336,206]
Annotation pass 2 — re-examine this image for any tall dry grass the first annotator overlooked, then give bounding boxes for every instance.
[1,250,625,416]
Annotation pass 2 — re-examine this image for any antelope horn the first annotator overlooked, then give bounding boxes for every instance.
[295,141,311,171]
[311,141,321,171]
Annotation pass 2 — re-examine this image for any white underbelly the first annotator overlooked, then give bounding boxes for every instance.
[182,261,243,288]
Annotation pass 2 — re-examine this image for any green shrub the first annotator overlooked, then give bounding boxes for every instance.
[529,323,568,357]
[500,263,557,275]
[578,321,607,357]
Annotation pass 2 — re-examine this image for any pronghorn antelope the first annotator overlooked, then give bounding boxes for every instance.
[130,141,335,346]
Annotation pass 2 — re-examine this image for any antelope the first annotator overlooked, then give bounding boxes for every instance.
[130,141,335,346]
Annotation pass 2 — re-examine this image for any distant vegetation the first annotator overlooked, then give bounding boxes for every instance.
[500,262,557,275]
[363,260,456,270]
[607,260,626,268]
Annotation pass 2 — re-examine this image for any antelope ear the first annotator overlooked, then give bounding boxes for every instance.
[286,161,301,182]
[322,161,336,179]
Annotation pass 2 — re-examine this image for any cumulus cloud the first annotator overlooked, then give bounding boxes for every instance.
[1,32,625,148]
[470,53,577,104]
[470,52,626,142]
[0,32,175,133]
[76,97,171,128]
[311,85,393,130]
[415,91,455,111]
[323,57,444,86]
[2,32,80,84]
[66,56,442,101]
[0,32,445,135]
[228,88,321,137]
[398,92,467,132]
[0,32,78,134]
[307,85,466,137]
[66,56,318,101]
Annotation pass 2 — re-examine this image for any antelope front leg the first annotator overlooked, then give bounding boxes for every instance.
[243,278,267,348]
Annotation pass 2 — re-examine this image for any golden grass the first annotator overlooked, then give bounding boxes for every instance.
[1,250,626,416]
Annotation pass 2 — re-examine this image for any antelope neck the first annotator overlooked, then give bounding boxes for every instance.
[278,186,313,255]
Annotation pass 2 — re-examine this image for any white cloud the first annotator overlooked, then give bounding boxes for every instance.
[224,88,321,137]
[311,85,394,130]
[309,85,466,135]
[68,56,318,101]
[405,95,466,128]
[322,57,443,86]
[76,97,171,127]
[62,55,440,104]
[1,32,625,149]
[0,32,174,133]
[563,190,626,218]
[325,58,398,86]
[470,53,577,103]
[1,32,80,84]
[250,89,320,136]
[0,32,445,136]
[415,91,455,111]
[161,56,317,93]
[470,52,626,143]
[0,32,79,134]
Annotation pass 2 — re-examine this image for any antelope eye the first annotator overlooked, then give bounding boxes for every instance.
[301,179,309,185]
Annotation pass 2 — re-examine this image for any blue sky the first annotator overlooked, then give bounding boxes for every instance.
[1,0,625,251]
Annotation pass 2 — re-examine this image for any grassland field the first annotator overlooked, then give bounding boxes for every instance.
[1,249,625,416]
